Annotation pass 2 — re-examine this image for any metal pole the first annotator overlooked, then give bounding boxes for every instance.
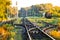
[16,1,18,18]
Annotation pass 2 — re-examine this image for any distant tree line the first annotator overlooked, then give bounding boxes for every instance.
[18,3,60,18]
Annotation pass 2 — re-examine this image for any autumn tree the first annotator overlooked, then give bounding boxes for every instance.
[52,6,60,17]
[8,6,18,17]
[0,0,11,21]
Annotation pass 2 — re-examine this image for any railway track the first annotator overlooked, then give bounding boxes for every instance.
[22,18,55,40]
[36,21,57,31]
[41,21,57,27]
[1,18,57,40]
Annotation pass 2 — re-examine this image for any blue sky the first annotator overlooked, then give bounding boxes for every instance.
[11,0,60,10]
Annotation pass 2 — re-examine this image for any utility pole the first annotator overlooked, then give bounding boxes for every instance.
[16,1,18,18]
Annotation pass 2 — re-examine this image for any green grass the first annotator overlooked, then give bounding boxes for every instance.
[14,29,23,40]
[27,17,60,26]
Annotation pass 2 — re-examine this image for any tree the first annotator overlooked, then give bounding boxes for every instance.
[8,6,18,17]
[44,3,53,10]
[0,0,11,21]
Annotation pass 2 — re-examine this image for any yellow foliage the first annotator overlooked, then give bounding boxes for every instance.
[10,38,14,40]
[0,27,10,40]
[10,32,16,37]
[8,6,18,15]
[0,24,15,40]
[49,30,60,38]
[45,3,53,10]
[0,0,11,22]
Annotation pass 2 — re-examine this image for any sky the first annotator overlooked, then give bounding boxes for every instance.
[11,0,60,10]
